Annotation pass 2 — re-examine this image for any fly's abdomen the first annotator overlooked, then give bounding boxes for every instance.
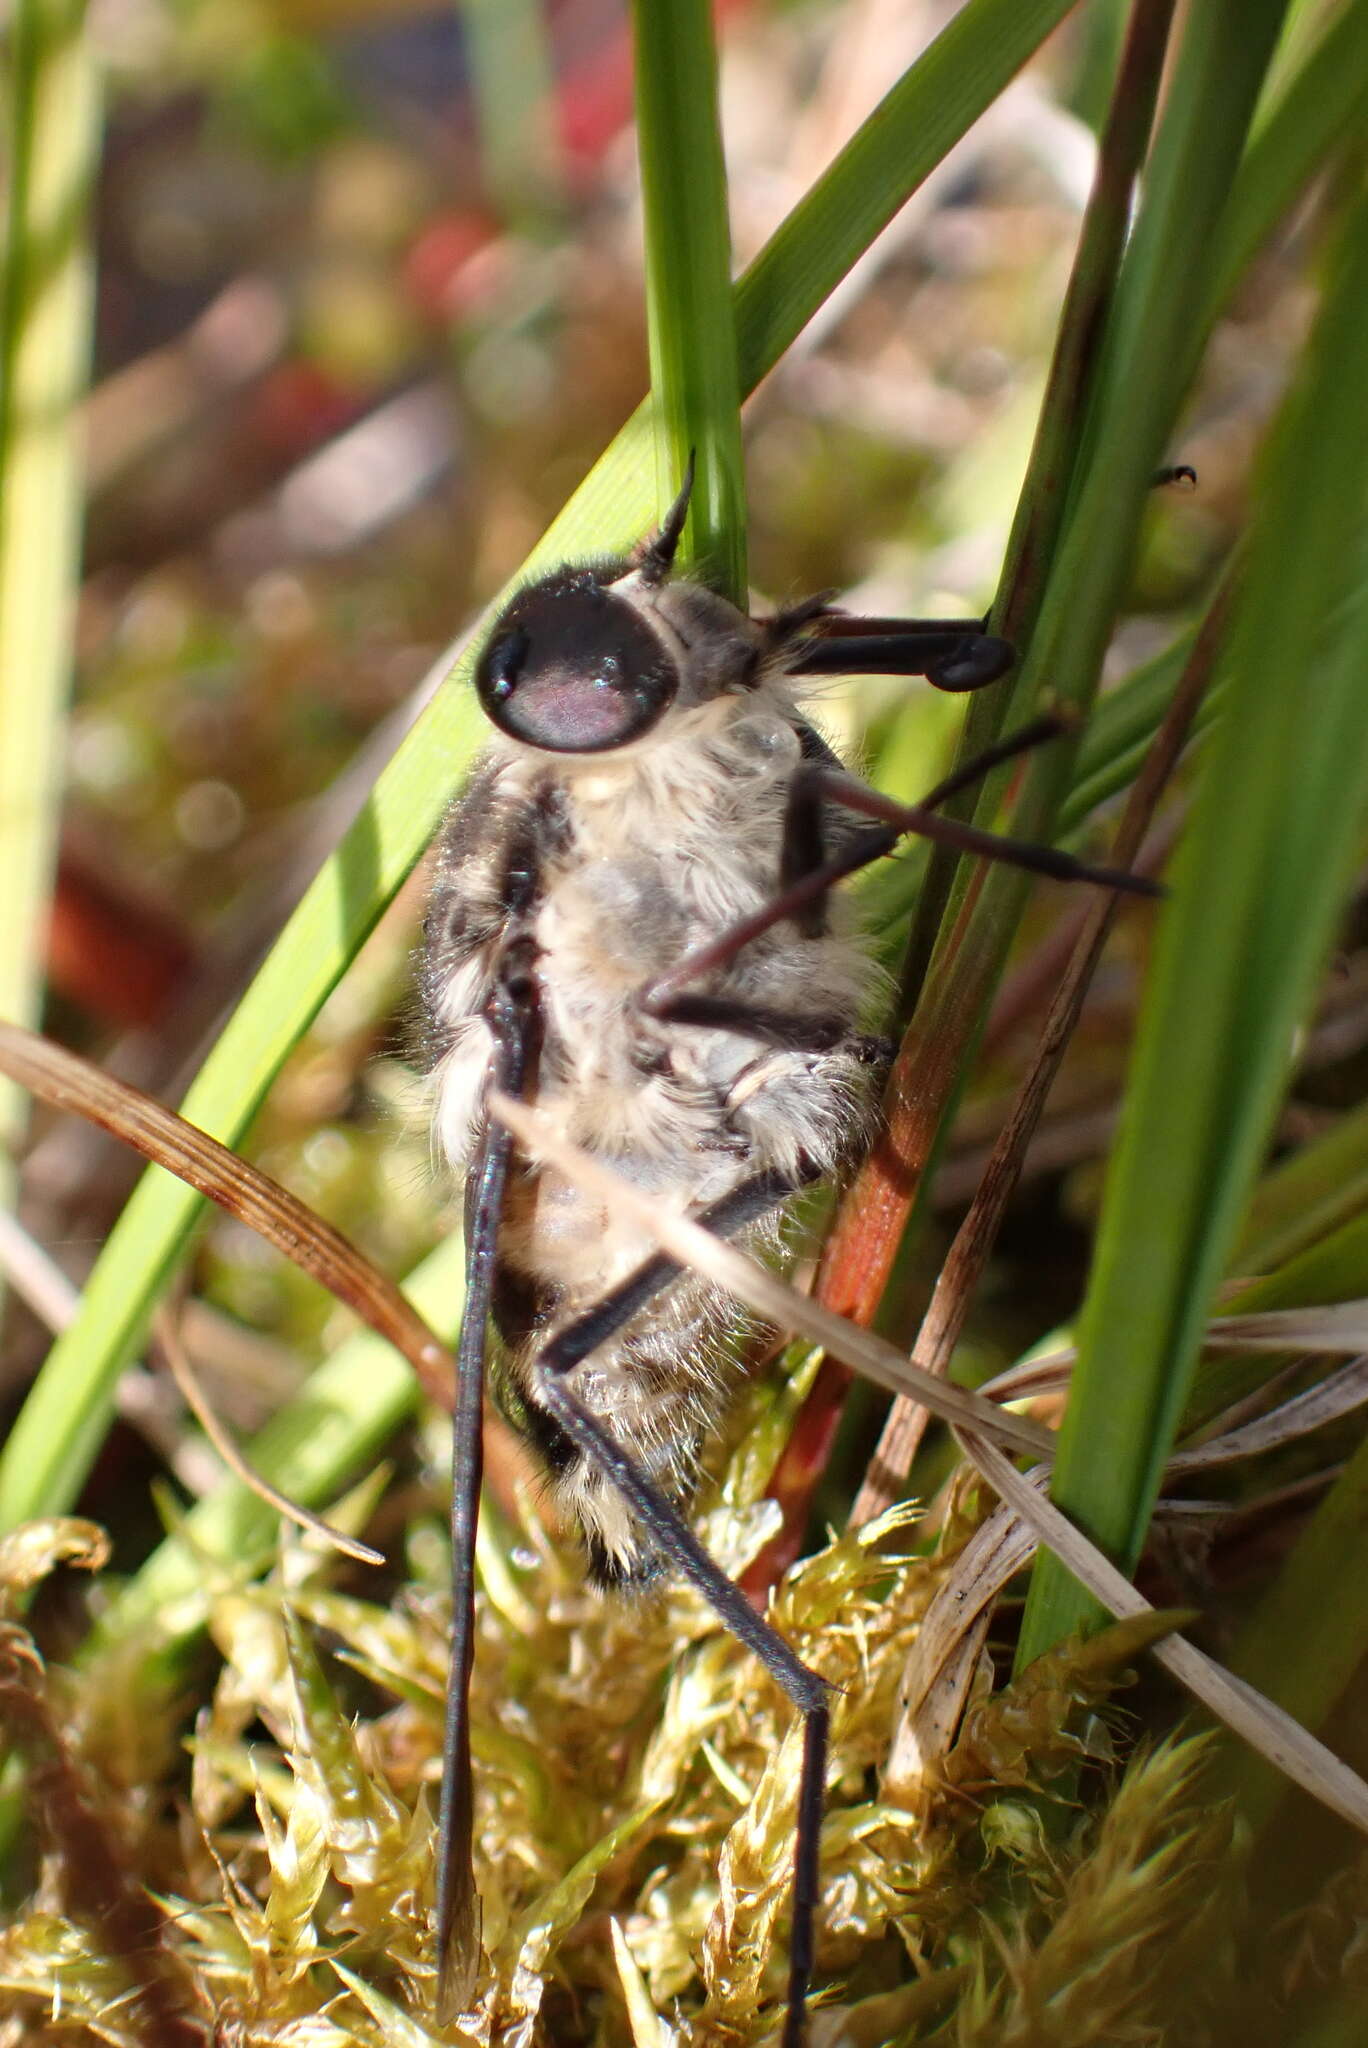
[489,1154,760,1585]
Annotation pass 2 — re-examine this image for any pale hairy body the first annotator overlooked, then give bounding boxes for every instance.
[422,567,880,1583]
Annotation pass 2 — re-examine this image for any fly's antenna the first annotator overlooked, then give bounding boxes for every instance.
[636,451,696,586]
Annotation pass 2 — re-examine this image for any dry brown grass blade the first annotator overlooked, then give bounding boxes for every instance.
[1205,1301,1368,1351]
[959,1430,1368,1837]
[982,1347,1368,1478]
[151,1300,383,1566]
[884,1498,1034,1797]
[852,575,1230,1523]
[0,1020,455,1412]
[1167,1354,1368,1473]
[978,1350,1073,1402]
[486,1090,1053,1461]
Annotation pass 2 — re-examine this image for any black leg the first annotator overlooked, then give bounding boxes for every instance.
[651,991,856,1050]
[435,950,539,2024]
[540,1161,822,1377]
[778,717,1065,941]
[792,765,1166,898]
[914,712,1065,811]
[529,1354,829,2048]
[640,719,1158,1022]
[788,615,1015,693]
[522,1160,830,2042]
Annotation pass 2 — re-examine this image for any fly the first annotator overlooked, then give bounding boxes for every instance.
[420,464,1154,2044]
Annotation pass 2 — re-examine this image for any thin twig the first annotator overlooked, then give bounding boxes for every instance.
[151,1301,383,1567]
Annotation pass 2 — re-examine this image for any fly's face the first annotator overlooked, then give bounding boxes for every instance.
[475,565,768,754]
[474,468,767,756]
[476,566,682,753]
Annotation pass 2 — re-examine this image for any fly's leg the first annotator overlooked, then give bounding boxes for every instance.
[541,1374,829,2048]
[786,613,1015,694]
[524,1163,825,2044]
[532,1357,829,2048]
[538,1160,822,1376]
[528,1414,810,2023]
[646,992,860,1051]
[435,943,539,2024]
[641,719,1158,1024]
[786,763,1168,897]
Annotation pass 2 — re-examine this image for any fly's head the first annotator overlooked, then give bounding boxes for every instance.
[475,470,765,757]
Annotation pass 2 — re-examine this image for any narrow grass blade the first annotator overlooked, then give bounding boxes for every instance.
[456,0,563,224]
[900,0,1176,1011]
[732,0,1077,387]
[0,0,99,1175]
[1019,171,1368,1663]
[1208,0,1368,322]
[1234,1098,1368,1274]
[632,0,744,597]
[1223,1424,1368,1835]
[851,574,1225,1523]
[817,0,1290,1336]
[938,0,1361,917]
[0,0,1079,1536]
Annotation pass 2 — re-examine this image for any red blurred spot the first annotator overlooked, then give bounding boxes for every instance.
[403,209,501,323]
[249,361,363,461]
[48,848,197,1031]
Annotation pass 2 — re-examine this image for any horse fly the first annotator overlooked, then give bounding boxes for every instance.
[420,465,1152,2044]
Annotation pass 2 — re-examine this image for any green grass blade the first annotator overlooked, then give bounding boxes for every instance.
[456,0,563,225]
[1031,0,1368,847]
[901,0,1176,1010]
[632,0,744,597]
[0,0,1081,1536]
[1019,168,1368,1664]
[0,0,98,1177]
[733,0,1076,387]
[820,0,1290,1332]
[1209,0,1368,321]
[1235,1099,1368,1276]
[1060,630,1200,833]
[1222,1423,1368,1835]
[999,0,1288,749]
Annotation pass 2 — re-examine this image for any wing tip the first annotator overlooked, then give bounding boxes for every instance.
[434,1889,481,2025]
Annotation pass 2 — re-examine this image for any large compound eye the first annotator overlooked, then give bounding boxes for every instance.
[475,574,679,753]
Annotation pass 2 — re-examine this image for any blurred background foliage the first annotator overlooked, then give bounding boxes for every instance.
[3,1,1368,2043]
